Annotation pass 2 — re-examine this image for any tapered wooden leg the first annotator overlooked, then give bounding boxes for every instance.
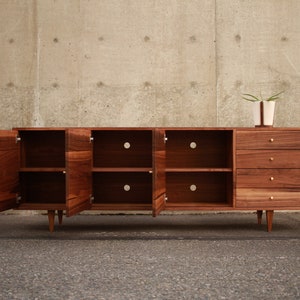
[48,210,55,232]
[257,210,263,225]
[266,210,274,232]
[57,210,63,225]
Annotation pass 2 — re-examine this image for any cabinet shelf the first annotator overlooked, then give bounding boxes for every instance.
[20,168,66,173]
[166,168,233,172]
[92,167,152,173]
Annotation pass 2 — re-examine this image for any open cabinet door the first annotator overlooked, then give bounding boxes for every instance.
[152,129,166,217]
[0,130,19,211]
[66,128,92,217]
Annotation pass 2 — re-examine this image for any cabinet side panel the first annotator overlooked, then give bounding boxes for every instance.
[66,129,92,216]
[152,129,166,216]
[0,131,19,211]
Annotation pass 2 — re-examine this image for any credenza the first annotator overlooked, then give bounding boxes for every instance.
[1,127,299,232]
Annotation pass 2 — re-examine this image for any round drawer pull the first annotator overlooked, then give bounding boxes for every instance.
[190,184,197,192]
[269,196,274,200]
[269,138,274,143]
[270,177,274,181]
[269,157,274,161]
[190,142,197,149]
[124,184,131,191]
[124,142,131,149]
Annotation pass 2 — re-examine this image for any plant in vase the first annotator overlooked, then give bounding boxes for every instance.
[242,91,284,127]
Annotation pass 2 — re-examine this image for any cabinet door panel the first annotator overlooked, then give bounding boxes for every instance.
[0,131,19,211]
[236,150,300,168]
[152,129,166,216]
[236,131,300,149]
[237,169,300,188]
[236,188,300,209]
[66,129,92,216]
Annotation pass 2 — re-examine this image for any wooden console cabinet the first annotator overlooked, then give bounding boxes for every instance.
[1,127,299,232]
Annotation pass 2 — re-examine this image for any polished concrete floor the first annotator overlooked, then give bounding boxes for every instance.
[0,212,299,299]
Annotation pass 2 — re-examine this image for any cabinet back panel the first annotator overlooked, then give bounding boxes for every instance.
[166,172,232,204]
[166,131,233,168]
[92,131,152,167]
[20,131,65,168]
[93,172,152,204]
[20,172,65,203]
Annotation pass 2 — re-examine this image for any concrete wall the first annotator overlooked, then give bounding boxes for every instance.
[0,0,299,129]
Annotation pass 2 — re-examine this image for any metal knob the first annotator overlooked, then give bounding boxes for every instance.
[269,196,274,200]
[269,157,274,161]
[269,138,274,143]
[270,177,274,181]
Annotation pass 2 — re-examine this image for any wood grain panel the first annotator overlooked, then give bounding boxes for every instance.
[236,150,300,168]
[0,131,19,211]
[237,169,300,188]
[236,131,300,149]
[152,129,166,216]
[66,128,92,216]
[236,188,300,209]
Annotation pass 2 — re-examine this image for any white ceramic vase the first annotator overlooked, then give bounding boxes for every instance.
[252,102,262,126]
[252,101,275,126]
[263,101,276,126]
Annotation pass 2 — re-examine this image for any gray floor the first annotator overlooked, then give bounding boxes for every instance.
[0,211,299,300]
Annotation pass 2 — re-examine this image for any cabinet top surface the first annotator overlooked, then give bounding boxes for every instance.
[10,127,300,131]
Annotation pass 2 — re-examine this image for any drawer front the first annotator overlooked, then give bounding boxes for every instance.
[236,150,300,168]
[236,188,300,209]
[236,131,300,149]
[237,169,300,188]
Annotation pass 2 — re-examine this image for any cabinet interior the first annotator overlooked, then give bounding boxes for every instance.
[165,130,233,168]
[19,130,65,168]
[92,130,152,168]
[20,172,65,203]
[166,172,233,206]
[93,172,152,204]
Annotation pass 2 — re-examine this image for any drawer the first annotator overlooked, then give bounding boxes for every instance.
[237,169,300,188]
[236,188,300,209]
[236,150,300,168]
[236,131,300,149]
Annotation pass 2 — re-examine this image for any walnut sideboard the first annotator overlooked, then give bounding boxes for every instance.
[1,127,299,232]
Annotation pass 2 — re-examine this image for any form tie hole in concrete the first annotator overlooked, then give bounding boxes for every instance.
[190,81,197,88]
[8,38,14,44]
[52,82,59,88]
[189,35,196,42]
[98,36,104,41]
[97,81,104,88]
[144,36,150,42]
[235,34,241,42]
[7,82,14,88]
[144,81,152,90]
[281,36,288,42]
[53,38,59,43]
